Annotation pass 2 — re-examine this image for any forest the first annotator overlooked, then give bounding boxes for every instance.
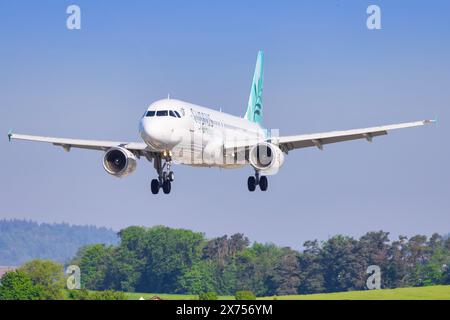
[72,225,450,296]
[0,220,118,265]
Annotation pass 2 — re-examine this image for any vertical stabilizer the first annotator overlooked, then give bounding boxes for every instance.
[244,51,264,126]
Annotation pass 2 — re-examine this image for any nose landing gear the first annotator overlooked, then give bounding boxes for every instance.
[151,153,175,195]
[247,171,268,192]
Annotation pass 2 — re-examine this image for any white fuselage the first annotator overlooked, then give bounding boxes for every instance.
[139,99,266,168]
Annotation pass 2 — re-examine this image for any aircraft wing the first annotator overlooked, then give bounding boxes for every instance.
[8,132,155,157]
[276,120,435,152]
[224,119,435,156]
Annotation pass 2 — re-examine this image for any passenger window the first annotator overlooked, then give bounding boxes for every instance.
[156,110,168,116]
[174,111,181,118]
[146,111,155,117]
[169,110,177,118]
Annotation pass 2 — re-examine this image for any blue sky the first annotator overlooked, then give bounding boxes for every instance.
[1,0,449,248]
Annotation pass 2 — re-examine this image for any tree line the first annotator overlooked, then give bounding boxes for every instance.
[0,219,118,265]
[72,226,450,296]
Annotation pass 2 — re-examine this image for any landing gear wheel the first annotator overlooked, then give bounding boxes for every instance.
[152,154,175,194]
[162,180,171,194]
[151,179,160,194]
[247,176,256,192]
[259,176,268,191]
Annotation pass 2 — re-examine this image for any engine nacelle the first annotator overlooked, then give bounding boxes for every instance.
[249,142,285,175]
[103,147,137,178]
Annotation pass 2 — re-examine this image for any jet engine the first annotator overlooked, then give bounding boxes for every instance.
[249,142,285,175]
[102,147,137,177]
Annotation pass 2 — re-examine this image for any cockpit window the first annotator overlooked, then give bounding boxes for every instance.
[156,110,168,116]
[149,110,180,118]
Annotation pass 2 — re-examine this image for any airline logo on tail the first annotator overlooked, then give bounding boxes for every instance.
[244,50,264,126]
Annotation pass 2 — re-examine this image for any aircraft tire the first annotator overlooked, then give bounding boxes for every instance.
[151,179,160,194]
[162,180,171,194]
[248,176,256,192]
[259,176,268,191]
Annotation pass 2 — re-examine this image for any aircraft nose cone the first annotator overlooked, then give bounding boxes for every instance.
[140,118,181,149]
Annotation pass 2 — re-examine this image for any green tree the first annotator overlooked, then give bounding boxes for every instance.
[412,245,449,286]
[136,226,204,293]
[102,246,143,292]
[198,291,218,300]
[355,231,390,289]
[403,235,432,286]
[235,290,256,300]
[212,260,238,296]
[443,265,450,284]
[202,234,249,265]
[444,237,450,251]
[320,235,362,292]
[178,261,215,294]
[90,290,126,300]
[268,249,301,295]
[298,240,325,294]
[72,244,113,290]
[384,235,409,288]
[0,270,42,300]
[68,226,450,296]
[67,289,125,300]
[428,233,444,250]
[67,288,92,300]
[233,243,284,296]
[19,259,65,300]
[118,226,147,252]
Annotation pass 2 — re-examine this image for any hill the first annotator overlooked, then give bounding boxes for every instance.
[0,219,118,265]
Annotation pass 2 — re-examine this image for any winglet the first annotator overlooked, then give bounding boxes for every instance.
[424,117,438,126]
[7,130,13,142]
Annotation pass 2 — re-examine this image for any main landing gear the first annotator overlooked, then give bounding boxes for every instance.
[247,171,268,192]
[151,152,175,195]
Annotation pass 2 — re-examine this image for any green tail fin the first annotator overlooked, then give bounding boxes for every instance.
[244,50,264,126]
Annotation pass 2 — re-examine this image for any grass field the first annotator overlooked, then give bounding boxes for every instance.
[125,292,234,300]
[125,285,450,300]
[260,285,450,300]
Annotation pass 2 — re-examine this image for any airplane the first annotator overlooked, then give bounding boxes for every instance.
[8,51,435,194]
